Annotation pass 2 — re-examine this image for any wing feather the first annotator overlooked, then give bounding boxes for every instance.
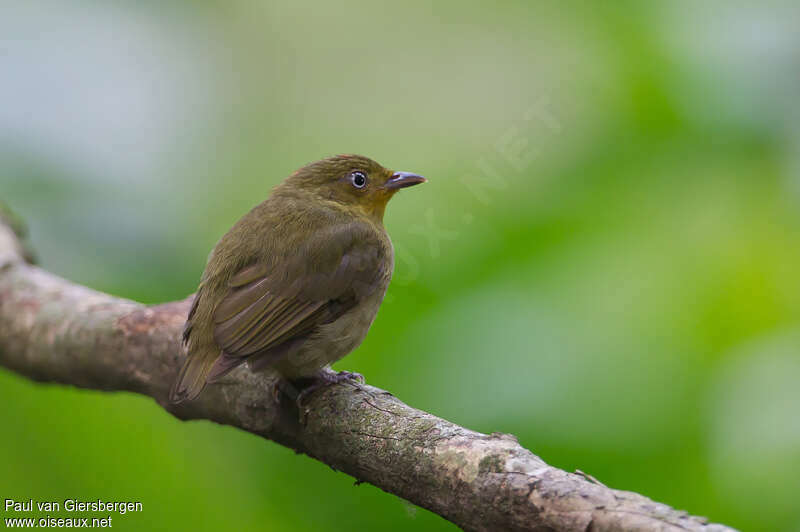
[209,222,390,366]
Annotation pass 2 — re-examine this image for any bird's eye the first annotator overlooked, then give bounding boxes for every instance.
[350,171,368,189]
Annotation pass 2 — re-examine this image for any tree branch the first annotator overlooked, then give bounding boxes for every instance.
[0,208,735,532]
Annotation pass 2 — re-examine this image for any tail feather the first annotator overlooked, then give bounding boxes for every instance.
[207,352,246,383]
[170,350,217,403]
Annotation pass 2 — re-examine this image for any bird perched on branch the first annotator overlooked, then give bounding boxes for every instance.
[170,154,426,403]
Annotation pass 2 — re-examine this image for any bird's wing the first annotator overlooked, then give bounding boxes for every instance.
[211,222,389,361]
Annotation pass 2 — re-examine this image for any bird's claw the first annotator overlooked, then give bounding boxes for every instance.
[294,369,365,413]
[331,370,365,385]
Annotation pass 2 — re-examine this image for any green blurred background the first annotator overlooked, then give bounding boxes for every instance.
[2,1,799,530]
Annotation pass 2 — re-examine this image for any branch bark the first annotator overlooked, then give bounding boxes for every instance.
[0,209,735,532]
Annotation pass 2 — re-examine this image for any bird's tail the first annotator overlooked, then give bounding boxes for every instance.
[170,349,247,403]
[170,349,216,403]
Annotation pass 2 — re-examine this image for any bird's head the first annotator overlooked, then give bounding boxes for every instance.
[283,154,426,221]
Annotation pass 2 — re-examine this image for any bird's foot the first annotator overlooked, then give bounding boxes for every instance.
[272,378,299,404]
[324,370,365,385]
[294,368,364,407]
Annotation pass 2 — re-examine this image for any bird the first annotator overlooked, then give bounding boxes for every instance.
[170,154,426,403]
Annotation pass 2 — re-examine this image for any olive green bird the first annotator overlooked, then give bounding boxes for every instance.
[170,154,426,403]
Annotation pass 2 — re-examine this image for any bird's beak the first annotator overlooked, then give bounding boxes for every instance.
[385,172,427,190]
